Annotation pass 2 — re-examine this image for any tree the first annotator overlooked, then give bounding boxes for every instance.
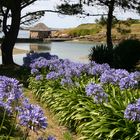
[57,0,140,49]
[0,0,83,66]
[0,0,36,65]
[0,0,48,65]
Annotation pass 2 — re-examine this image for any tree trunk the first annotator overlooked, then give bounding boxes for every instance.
[106,0,115,50]
[1,2,21,65]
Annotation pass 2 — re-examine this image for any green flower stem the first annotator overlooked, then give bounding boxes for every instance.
[7,110,18,140]
[0,109,7,132]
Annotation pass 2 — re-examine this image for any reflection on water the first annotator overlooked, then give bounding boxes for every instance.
[30,44,51,52]
[0,41,95,65]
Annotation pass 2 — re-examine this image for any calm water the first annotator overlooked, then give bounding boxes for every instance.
[0,41,95,65]
[0,30,96,65]
[0,30,30,38]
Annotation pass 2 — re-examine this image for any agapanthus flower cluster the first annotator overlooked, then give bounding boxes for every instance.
[35,75,43,81]
[0,76,48,135]
[46,71,59,80]
[61,77,73,86]
[100,68,139,90]
[94,92,108,103]
[30,57,49,69]
[124,99,140,122]
[47,136,56,140]
[85,82,104,96]
[88,63,110,76]
[0,76,23,113]
[100,69,117,85]
[28,52,140,91]
[119,75,138,90]
[18,101,47,131]
[85,82,108,103]
[48,59,88,78]
[61,60,88,77]
[29,54,91,87]
[23,52,58,67]
[100,69,129,84]
[130,71,140,81]
[48,59,63,71]
[31,68,40,75]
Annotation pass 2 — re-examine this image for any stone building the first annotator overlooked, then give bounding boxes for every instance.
[30,23,51,39]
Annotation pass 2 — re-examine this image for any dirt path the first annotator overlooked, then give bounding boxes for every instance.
[24,88,79,140]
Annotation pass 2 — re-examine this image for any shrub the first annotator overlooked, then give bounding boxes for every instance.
[89,39,140,71]
[89,44,113,66]
[114,39,140,71]
[28,54,140,139]
[69,27,100,37]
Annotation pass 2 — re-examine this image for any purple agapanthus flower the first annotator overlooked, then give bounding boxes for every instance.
[94,92,108,104]
[100,68,130,85]
[46,71,59,80]
[35,75,43,81]
[119,75,138,90]
[31,68,39,75]
[85,82,104,96]
[124,103,137,121]
[47,136,56,140]
[88,63,110,76]
[23,52,58,67]
[0,76,23,113]
[18,103,47,131]
[100,69,117,85]
[114,69,129,79]
[30,57,49,69]
[61,77,73,86]
[124,98,140,122]
[130,71,140,82]
[37,136,56,140]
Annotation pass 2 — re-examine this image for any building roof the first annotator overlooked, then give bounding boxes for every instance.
[30,23,50,31]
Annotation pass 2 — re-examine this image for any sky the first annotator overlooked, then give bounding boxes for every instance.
[22,0,140,29]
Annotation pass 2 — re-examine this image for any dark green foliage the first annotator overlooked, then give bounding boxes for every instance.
[57,3,83,15]
[0,107,23,139]
[95,16,119,27]
[89,39,140,71]
[69,28,100,37]
[95,15,107,26]
[0,65,30,87]
[114,39,140,71]
[0,108,14,136]
[89,44,113,66]
[116,27,131,35]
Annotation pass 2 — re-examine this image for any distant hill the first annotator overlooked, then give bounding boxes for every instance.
[56,20,140,42]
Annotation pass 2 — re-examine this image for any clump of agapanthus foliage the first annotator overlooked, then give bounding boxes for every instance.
[0,75,47,139]
[26,52,140,140]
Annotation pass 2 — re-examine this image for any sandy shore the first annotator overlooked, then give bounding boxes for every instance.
[0,48,28,55]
